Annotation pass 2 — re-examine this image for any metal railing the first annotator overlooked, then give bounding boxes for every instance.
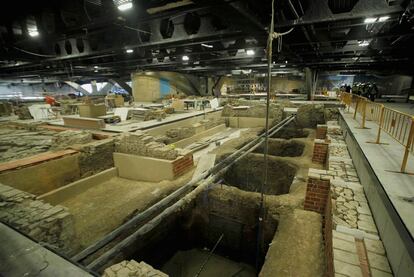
[340,92,414,173]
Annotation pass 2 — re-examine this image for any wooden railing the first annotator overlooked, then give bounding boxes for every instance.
[340,92,414,173]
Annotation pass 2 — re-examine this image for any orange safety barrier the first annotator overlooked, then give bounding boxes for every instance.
[340,92,414,173]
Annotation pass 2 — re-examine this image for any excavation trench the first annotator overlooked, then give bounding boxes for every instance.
[270,122,309,139]
[119,190,278,277]
[222,153,296,195]
[246,139,305,157]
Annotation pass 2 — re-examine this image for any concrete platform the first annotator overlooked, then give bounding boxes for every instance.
[0,223,93,277]
[339,109,414,276]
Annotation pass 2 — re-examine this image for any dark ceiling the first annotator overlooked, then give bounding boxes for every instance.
[0,0,413,82]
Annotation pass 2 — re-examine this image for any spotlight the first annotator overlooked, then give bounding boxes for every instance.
[358,40,370,47]
[126,49,134,54]
[114,0,133,11]
[182,55,189,61]
[378,16,390,22]
[246,49,255,56]
[364,17,377,24]
[28,30,39,37]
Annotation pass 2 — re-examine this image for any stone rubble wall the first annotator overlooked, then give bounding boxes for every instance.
[296,104,340,128]
[0,183,75,255]
[161,118,225,144]
[0,127,56,162]
[51,130,94,150]
[221,103,283,122]
[73,138,115,177]
[102,260,167,277]
[115,131,185,160]
[325,121,393,277]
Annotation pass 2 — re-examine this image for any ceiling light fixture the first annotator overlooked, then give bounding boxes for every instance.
[114,0,133,11]
[28,30,39,37]
[378,16,390,22]
[364,17,377,24]
[358,40,370,47]
[285,60,288,64]
[201,43,213,48]
[246,49,255,56]
[126,49,134,53]
[280,64,286,68]
[182,55,189,61]
[94,66,99,69]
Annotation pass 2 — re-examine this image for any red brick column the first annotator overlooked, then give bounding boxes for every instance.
[316,124,328,140]
[312,139,329,164]
[304,169,331,213]
[304,169,334,277]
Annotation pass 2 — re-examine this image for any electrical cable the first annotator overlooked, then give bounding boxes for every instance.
[12,46,57,58]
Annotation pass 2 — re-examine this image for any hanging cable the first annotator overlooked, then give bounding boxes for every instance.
[256,0,294,270]
[13,46,57,58]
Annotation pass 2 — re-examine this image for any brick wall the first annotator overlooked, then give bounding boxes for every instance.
[172,154,194,177]
[316,124,328,140]
[324,191,334,277]
[304,169,331,213]
[0,183,75,254]
[304,169,334,277]
[312,139,329,164]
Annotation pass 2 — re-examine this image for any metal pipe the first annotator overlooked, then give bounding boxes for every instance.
[72,115,295,263]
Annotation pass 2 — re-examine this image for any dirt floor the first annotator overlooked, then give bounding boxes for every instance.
[59,170,194,251]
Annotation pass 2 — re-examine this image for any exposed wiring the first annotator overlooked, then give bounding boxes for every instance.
[13,46,57,58]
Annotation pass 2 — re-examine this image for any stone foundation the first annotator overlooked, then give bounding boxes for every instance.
[0,183,75,254]
[102,260,167,277]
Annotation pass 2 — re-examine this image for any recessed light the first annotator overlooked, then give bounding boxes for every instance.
[28,30,39,37]
[246,49,255,56]
[378,16,390,22]
[358,40,370,47]
[117,2,133,11]
[364,17,377,24]
[182,55,189,61]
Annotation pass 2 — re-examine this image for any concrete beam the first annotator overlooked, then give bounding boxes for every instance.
[64,81,90,95]
[110,79,132,95]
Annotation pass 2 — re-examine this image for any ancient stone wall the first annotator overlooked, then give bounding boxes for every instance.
[74,139,115,177]
[0,183,75,254]
[102,260,167,277]
[222,103,283,123]
[115,131,180,160]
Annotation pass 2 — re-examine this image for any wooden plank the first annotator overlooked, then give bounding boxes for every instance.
[0,149,78,173]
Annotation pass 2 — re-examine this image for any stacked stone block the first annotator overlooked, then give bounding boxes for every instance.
[115,131,180,160]
[326,121,393,277]
[102,260,167,277]
[0,183,75,254]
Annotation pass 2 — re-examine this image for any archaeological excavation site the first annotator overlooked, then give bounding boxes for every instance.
[1,1,414,277]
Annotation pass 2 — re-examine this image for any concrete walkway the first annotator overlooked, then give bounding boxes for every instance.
[340,110,414,238]
[0,223,93,277]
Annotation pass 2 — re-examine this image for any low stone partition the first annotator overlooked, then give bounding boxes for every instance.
[0,183,75,254]
[102,260,167,277]
[307,120,394,277]
[114,153,193,182]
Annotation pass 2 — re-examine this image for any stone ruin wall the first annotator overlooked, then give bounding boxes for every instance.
[0,183,76,255]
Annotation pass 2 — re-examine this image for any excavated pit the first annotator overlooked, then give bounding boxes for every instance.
[250,139,305,157]
[270,123,309,139]
[222,153,296,195]
[125,191,278,277]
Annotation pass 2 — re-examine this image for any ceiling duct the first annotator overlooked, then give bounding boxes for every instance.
[328,0,359,14]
